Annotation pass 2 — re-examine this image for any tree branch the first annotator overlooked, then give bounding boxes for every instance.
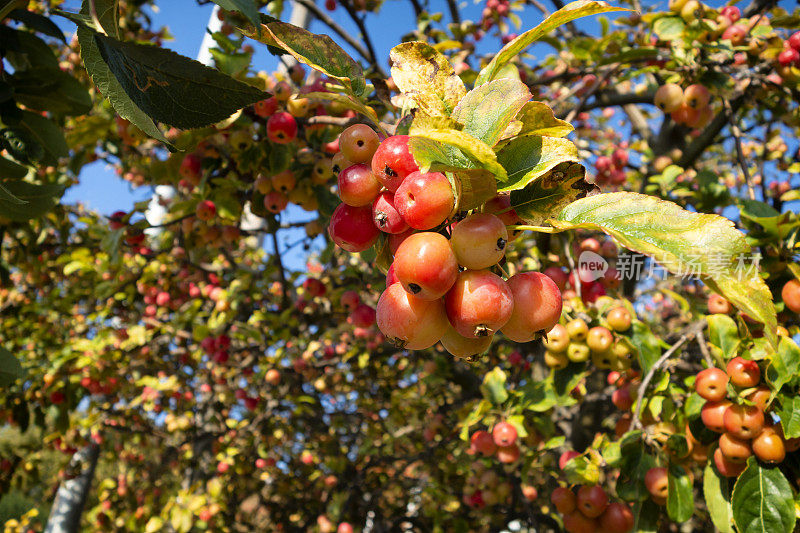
[677,94,745,169]
[293,0,378,74]
[632,321,706,430]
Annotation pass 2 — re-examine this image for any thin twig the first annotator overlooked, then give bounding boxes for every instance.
[726,100,756,201]
[631,321,706,430]
[292,0,378,74]
[695,327,714,368]
[338,0,386,78]
[564,63,620,123]
[446,0,461,24]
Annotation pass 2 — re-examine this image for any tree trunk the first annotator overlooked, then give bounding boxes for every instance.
[44,443,100,533]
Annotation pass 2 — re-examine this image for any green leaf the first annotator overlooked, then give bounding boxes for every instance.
[563,455,601,485]
[10,66,93,115]
[475,1,630,85]
[0,156,29,180]
[731,459,796,533]
[211,0,260,28]
[480,366,508,405]
[653,16,685,40]
[497,135,581,192]
[632,499,660,532]
[777,397,800,438]
[667,463,694,522]
[0,1,27,22]
[739,199,781,237]
[9,9,66,41]
[244,19,365,97]
[617,432,656,502]
[767,336,800,394]
[704,460,735,533]
[92,32,266,129]
[408,129,503,211]
[631,321,662,375]
[551,192,778,349]
[508,162,596,225]
[707,314,740,360]
[451,78,530,146]
[0,182,25,205]
[513,101,574,138]
[0,180,64,220]
[0,346,24,387]
[390,41,466,117]
[77,26,172,147]
[16,111,69,165]
[520,379,560,412]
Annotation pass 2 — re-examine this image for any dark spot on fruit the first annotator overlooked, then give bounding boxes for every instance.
[497,238,506,251]
[408,283,421,294]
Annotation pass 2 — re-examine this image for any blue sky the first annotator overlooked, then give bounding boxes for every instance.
[54,0,798,269]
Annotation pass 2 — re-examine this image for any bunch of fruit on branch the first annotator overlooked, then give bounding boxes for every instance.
[327,125,564,358]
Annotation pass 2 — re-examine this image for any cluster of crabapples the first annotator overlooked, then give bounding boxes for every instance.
[695,358,800,477]
[542,306,635,374]
[327,125,564,356]
[549,481,634,533]
[468,422,525,468]
[653,82,713,129]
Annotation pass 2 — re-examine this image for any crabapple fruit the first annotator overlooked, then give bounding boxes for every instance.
[376,282,449,349]
[372,191,409,234]
[502,272,563,342]
[339,124,380,163]
[338,164,382,207]
[695,367,729,402]
[726,357,760,388]
[393,232,458,300]
[723,404,765,439]
[328,203,380,252]
[394,171,454,230]
[371,135,420,191]
[266,112,297,144]
[450,214,508,269]
[440,325,493,358]
[445,270,513,338]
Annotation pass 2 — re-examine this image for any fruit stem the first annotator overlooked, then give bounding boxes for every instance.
[507,225,558,234]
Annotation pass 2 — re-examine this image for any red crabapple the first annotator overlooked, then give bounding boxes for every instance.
[196,200,216,221]
[599,502,634,533]
[781,279,800,313]
[394,232,458,300]
[445,270,514,338]
[683,84,710,109]
[371,135,419,192]
[714,447,746,477]
[266,112,297,144]
[440,324,493,358]
[394,171,454,230]
[376,283,449,349]
[339,124,380,163]
[501,272,562,342]
[388,228,414,255]
[718,432,752,463]
[701,400,732,433]
[550,486,576,514]
[470,430,497,456]
[726,357,760,388]
[576,485,608,518]
[372,191,409,234]
[644,467,668,500]
[752,427,786,463]
[694,367,728,402]
[654,83,684,112]
[338,164,382,207]
[723,404,765,439]
[264,191,288,213]
[328,203,380,252]
[492,421,518,447]
[450,214,508,269]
